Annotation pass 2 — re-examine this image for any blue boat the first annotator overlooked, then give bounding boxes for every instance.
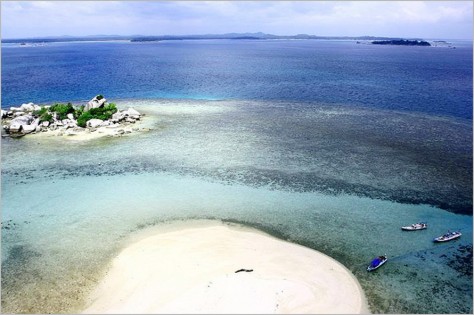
[367,255,387,271]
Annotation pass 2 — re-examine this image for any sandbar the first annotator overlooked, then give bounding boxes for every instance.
[82,221,369,314]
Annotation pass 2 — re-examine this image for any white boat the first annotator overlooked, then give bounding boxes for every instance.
[433,231,462,242]
[367,255,387,271]
[401,222,427,231]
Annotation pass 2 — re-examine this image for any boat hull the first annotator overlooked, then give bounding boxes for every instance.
[367,258,387,271]
[401,223,427,231]
[401,226,427,231]
[433,233,461,242]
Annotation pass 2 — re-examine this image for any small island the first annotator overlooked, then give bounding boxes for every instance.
[371,39,431,46]
[1,95,147,139]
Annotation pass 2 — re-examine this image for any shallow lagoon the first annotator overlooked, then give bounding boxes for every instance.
[1,99,472,313]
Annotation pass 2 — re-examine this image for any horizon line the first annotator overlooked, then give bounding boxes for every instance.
[2,32,472,41]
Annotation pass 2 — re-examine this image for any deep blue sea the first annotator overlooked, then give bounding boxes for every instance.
[2,39,473,119]
[1,39,473,313]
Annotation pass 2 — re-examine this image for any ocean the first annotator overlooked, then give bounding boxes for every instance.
[1,39,473,313]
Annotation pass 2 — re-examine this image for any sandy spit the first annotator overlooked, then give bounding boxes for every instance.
[82,221,369,314]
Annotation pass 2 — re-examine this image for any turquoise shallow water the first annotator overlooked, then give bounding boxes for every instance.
[1,99,472,313]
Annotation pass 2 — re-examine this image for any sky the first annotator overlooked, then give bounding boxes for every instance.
[1,1,473,39]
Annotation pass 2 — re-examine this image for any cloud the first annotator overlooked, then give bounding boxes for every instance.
[1,1,472,39]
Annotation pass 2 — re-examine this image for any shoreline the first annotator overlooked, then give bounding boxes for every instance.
[81,220,370,314]
[21,122,151,141]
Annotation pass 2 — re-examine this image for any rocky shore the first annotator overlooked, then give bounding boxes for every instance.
[1,96,147,139]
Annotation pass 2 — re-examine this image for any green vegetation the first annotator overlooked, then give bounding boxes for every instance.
[75,105,85,119]
[33,107,54,123]
[372,39,431,46]
[89,103,118,120]
[39,112,53,123]
[76,112,94,128]
[49,103,75,120]
[76,103,117,127]
[33,107,48,116]
[31,99,118,128]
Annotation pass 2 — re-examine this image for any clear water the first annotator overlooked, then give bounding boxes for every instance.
[1,40,472,313]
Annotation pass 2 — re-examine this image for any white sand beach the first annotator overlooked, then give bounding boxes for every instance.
[82,221,369,314]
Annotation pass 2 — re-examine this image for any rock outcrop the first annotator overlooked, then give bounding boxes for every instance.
[87,119,104,128]
[84,95,107,112]
[2,96,144,138]
[10,114,34,126]
[110,107,142,124]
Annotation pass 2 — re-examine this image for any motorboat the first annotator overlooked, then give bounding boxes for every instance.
[367,255,387,271]
[401,222,427,231]
[433,231,461,242]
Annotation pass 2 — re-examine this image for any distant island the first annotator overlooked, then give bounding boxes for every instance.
[371,39,431,46]
[3,33,442,48]
[2,32,422,44]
